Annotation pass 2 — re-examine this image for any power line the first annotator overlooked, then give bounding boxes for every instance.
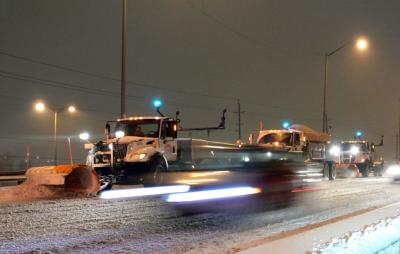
[0,50,234,100]
[0,70,324,125]
[0,50,320,114]
[185,0,274,52]
[0,70,225,113]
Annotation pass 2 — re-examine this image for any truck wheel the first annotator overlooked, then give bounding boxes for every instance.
[328,162,336,181]
[360,163,369,177]
[145,156,167,186]
[373,166,383,177]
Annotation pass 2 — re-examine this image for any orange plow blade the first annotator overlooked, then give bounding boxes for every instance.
[0,165,99,203]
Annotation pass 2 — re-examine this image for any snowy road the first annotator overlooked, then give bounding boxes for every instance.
[1,177,400,254]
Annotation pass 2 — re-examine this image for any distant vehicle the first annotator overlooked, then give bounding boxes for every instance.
[249,124,337,180]
[385,162,400,182]
[331,135,384,177]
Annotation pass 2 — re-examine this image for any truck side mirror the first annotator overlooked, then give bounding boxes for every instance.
[163,121,178,139]
[168,121,178,139]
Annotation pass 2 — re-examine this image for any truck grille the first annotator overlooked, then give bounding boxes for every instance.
[114,143,128,162]
[341,154,356,163]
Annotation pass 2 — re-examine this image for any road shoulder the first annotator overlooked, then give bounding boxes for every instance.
[236,201,400,254]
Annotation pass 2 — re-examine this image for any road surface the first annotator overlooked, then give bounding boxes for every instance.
[1,177,399,254]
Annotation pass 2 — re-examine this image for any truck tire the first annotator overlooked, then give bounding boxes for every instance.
[360,162,369,177]
[373,165,383,177]
[144,155,167,186]
[328,162,336,181]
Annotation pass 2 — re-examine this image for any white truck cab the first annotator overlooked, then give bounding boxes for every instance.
[334,138,384,177]
[250,124,336,180]
[86,109,227,187]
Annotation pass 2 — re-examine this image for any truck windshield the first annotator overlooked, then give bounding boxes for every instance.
[258,133,292,146]
[341,143,367,152]
[115,119,160,138]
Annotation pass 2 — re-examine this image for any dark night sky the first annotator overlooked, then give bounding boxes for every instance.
[0,0,399,163]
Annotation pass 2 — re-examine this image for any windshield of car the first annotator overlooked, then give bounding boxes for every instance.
[258,133,292,146]
[115,119,160,137]
[340,142,367,152]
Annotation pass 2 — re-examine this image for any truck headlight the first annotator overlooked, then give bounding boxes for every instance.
[350,146,359,155]
[329,146,340,156]
[115,131,125,138]
[130,153,147,161]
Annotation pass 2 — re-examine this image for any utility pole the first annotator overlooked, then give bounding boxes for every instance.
[396,132,399,161]
[234,100,245,141]
[397,98,400,161]
[120,0,127,118]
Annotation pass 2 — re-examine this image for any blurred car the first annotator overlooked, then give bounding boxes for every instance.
[385,162,400,182]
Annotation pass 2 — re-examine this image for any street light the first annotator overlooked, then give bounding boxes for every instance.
[34,101,77,165]
[79,132,90,141]
[322,36,369,133]
[34,101,45,112]
[356,38,368,51]
[68,105,76,113]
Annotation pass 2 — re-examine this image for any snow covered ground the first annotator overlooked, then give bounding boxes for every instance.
[239,201,400,254]
[314,213,400,253]
[1,177,400,254]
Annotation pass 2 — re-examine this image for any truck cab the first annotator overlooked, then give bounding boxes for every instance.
[335,139,384,177]
[256,129,306,152]
[251,124,336,180]
[86,116,178,186]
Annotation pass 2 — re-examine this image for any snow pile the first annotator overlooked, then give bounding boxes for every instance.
[312,215,400,254]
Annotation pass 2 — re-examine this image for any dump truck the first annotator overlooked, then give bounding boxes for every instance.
[85,109,228,188]
[333,136,384,177]
[249,124,337,180]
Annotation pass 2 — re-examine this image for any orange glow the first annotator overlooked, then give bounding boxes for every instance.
[67,105,76,113]
[34,101,45,112]
[356,37,368,51]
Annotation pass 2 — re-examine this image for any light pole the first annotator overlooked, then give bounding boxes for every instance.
[121,0,127,118]
[34,101,76,165]
[322,37,369,133]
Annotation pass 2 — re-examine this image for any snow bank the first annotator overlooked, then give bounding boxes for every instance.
[312,215,400,254]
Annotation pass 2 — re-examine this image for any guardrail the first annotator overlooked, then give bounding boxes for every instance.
[0,170,26,183]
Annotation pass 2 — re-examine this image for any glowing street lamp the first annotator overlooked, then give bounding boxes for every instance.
[68,105,76,113]
[79,132,90,141]
[356,38,368,51]
[322,36,370,133]
[34,101,45,112]
[34,100,77,165]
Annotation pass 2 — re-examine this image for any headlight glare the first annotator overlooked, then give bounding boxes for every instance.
[329,145,340,156]
[350,146,359,155]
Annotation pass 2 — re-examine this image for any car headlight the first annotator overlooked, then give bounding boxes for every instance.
[350,146,359,155]
[387,165,400,176]
[329,145,340,156]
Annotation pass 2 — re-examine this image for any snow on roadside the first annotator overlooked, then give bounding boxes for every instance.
[312,214,400,254]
